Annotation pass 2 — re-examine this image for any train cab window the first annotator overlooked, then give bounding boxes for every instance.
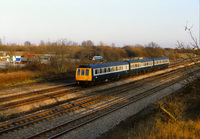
[77,69,80,75]
[81,69,85,76]
[85,70,89,76]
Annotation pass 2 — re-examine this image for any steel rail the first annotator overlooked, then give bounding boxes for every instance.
[0,67,181,134]
[26,66,197,139]
[0,86,81,111]
[0,83,75,103]
[1,62,199,138]
[27,74,185,139]
[49,68,200,139]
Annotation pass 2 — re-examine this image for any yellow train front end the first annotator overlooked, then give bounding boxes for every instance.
[76,68,92,85]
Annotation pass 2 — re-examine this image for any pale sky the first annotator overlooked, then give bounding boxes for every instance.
[0,0,199,48]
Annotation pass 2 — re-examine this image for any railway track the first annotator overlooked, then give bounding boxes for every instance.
[0,69,179,132]
[0,83,75,102]
[0,60,199,138]
[26,66,198,139]
[0,58,196,113]
[0,83,81,111]
[0,64,195,138]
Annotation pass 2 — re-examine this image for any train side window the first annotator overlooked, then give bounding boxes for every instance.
[97,69,100,74]
[100,69,102,73]
[81,69,85,76]
[85,70,89,76]
[111,67,113,71]
[104,68,106,73]
[95,69,98,75]
[77,69,80,75]
[108,68,110,72]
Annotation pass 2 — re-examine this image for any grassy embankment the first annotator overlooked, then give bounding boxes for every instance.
[0,69,40,86]
[100,80,200,139]
[0,61,77,87]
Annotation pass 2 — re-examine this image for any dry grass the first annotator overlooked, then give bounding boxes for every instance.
[128,92,200,139]
[134,119,200,139]
[0,70,39,86]
[100,82,200,139]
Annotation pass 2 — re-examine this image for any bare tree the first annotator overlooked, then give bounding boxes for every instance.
[81,40,94,47]
[24,41,31,46]
[39,40,45,45]
[184,22,199,49]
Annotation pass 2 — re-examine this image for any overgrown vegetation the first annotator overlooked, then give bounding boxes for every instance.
[0,41,181,62]
[0,70,39,86]
[0,32,197,86]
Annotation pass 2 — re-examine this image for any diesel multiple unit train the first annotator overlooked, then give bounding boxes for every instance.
[76,57,169,85]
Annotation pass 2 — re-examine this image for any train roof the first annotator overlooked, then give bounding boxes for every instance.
[78,61,129,69]
[153,57,169,60]
[127,58,153,64]
[78,57,169,69]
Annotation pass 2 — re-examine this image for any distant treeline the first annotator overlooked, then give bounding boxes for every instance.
[0,42,182,62]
